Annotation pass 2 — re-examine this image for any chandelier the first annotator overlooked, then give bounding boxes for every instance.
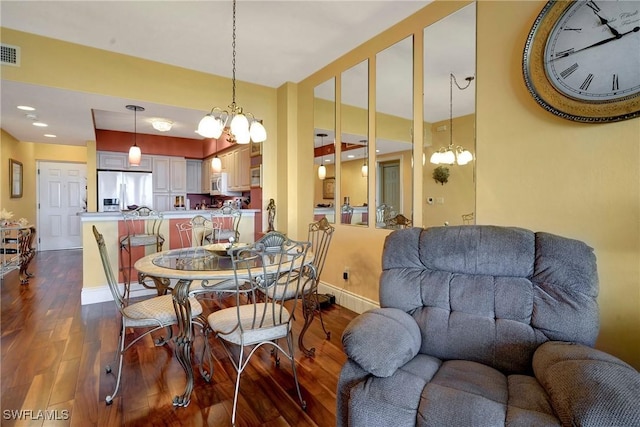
[317,133,328,180]
[197,0,266,145]
[360,139,368,177]
[430,73,474,166]
[126,104,144,166]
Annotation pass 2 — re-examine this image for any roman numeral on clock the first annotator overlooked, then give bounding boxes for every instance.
[580,74,594,90]
[560,63,579,79]
[612,74,619,91]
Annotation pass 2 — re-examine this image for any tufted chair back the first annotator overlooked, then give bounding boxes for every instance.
[380,226,599,374]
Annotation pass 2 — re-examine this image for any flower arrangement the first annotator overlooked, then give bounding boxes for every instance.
[0,209,14,226]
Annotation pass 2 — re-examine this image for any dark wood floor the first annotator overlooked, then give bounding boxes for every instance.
[1,249,356,426]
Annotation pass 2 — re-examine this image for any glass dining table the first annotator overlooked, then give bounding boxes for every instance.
[133,244,314,407]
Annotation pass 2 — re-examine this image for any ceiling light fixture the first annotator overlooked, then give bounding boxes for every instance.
[32,122,48,127]
[44,134,56,138]
[197,0,267,145]
[430,73,474,166]
[126,104,144,166]
[360,139,368,177]
[151,119,173,132]
[17,105,35,111]
[317,133,328,180]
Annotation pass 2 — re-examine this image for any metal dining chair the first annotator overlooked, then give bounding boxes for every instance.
[385,213,412,229]
[118,206,164,300]
[210,206,242,243]
[341,204,354,224]
[176,215,215,248]
[93,225,209,406]
[206,237,311,425]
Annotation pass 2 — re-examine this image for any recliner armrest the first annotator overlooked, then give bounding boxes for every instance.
[533,341,640,427]
[341,307,421,377]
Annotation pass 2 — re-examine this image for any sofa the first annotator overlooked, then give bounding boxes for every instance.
[337,226,640,426]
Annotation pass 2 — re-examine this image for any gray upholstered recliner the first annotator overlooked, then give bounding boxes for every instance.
[338,226,640,426]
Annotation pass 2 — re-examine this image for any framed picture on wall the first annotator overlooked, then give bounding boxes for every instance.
[9,158,23,198]
[250,165,262,188]
[250,140,262,157]
[322,177,335,199]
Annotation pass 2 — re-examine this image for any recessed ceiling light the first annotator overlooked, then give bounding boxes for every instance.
[44,134,57,138]
[32,122,48,127]
[347,154,355,159]
[17,105,35,111]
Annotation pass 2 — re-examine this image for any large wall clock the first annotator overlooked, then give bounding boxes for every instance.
[523,0,640,123]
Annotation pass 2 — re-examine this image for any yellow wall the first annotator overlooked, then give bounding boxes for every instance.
[1,129,87,224]
[296,0,640,369]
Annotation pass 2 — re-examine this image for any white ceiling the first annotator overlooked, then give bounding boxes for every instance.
[0,0,475,148]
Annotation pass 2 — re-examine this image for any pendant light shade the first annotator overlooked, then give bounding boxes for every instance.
[211,156,222,173]
[126,104,144,166]
[316,133,328,180]
[128,145,142,166]
[198,0,267,144]
[361,139,368,177]
[318,164,327,180]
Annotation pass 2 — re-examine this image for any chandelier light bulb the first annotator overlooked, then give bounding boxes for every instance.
[198,114,224,139]
[249,121,267,142]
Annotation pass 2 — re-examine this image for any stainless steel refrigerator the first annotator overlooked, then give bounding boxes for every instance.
[97,170,153,212]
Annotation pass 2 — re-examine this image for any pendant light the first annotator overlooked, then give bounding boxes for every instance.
[197,0,267,145]
[360,139,368,177]
[317,133,328,180]
[430,73,474,166]
[211,137,222,173]
[126,104,144,166]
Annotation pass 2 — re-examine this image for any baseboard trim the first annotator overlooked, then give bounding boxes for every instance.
[82,280,380,314]
[81,282,158,305]
[317,282,379,314]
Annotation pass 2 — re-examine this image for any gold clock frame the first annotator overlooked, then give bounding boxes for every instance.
[523,0,640,123]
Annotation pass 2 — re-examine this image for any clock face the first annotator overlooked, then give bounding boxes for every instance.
[544,1,640,102]
[523,0,640,122]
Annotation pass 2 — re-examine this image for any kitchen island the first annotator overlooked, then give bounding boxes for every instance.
[80,209,260,305]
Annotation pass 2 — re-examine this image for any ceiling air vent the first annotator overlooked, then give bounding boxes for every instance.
[1,44,20,67]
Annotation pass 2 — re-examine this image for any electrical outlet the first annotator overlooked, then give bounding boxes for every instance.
[427,197,434,205]
[343,267,349,280]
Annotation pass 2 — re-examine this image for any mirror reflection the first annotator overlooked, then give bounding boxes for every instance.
[375,36,414,229]
[423,3,476,227]
[340,59,369,226]
[313,78,336,223]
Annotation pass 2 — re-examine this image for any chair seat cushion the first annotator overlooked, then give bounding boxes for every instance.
[123,294,203,328]
[347,357,561,426]
[208,302,290,346]
[120,234,163,247]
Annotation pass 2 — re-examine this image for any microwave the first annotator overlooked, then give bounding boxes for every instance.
[210,172,240,196]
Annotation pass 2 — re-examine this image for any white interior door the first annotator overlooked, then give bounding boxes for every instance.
[38,161,87,251]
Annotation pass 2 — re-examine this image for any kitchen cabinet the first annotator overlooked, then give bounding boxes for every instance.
[217,145,251,191]
[186,160,203,193]
[202,157,213,194]
[98,151,152,171]
[153,156,186,210]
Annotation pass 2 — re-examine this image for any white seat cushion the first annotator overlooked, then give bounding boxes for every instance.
[123,294,203,328]
[208,303,290,346]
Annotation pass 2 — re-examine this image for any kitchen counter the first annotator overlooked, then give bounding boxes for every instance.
[79,209,260,222]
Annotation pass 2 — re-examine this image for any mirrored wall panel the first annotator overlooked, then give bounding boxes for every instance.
[376,36,414,229]
[423,3,476,227]
[340,60,369,226]
[313,78,336,223]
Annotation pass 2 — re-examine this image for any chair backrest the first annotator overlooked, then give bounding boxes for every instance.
[231,238,311,334]
[341,205,354,224]
[190,214,215,246]
[307,217,334,286]
[385,213,412,229]
[123,206,163,237]
[211,207,242,242]
[256,231,288,251]
[380,226,599,374]
[93,225,126,310]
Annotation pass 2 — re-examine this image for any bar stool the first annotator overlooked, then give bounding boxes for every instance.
[118,207,164,300]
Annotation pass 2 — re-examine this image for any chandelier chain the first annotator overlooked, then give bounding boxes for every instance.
[232,0,237,107]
